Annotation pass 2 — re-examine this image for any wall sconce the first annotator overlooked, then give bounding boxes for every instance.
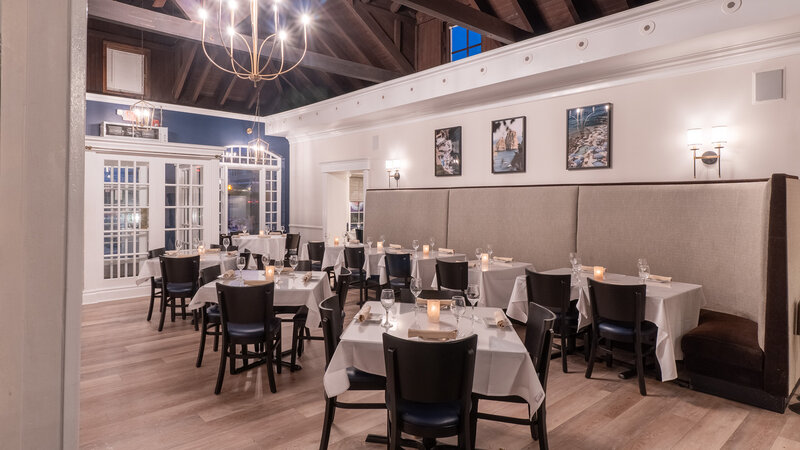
[687,126,726,178]
[385,160,400,188]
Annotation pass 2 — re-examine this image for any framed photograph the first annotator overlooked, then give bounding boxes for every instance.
[434,126,462,176]
[491,116,526,173]
[566,103,612,170]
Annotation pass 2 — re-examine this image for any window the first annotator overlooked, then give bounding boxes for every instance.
[220,146,282,234]
[450,26,482,61]
[165,163,203,250]
[103,160,149,279]
[348,175,364,230]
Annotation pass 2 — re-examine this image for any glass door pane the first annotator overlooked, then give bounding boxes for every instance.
[227,168,260,233]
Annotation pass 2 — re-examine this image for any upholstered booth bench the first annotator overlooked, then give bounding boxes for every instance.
[364,174,800,413]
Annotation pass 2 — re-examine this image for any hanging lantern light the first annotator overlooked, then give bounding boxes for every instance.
[129,99,162,128]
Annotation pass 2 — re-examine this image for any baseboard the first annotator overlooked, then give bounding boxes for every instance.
[688,372,788,413]
[82,285,149,304]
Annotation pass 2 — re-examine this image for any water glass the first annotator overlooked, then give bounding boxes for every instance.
[380,289,395,328]
[475,248,482,261]
[410,278,422,323]
[175,238,183,253]
[412,240,420,255]
[236,256,246,279]
[242,225,248,235]
[486,244,493,263]
[275,259,284,279]
[193,237,200,250]
[429,236,435,250]
[638,258,650,282]
[367,236,373,249]
[289,255,298,275]
[466,284,480,322]
[262,255,270,269]
[452,296,466,334]
[223,237,230,253]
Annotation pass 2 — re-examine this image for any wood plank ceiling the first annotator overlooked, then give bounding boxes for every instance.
[87,0,658,116]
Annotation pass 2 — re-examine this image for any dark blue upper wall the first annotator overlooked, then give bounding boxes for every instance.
[86,99,290,230]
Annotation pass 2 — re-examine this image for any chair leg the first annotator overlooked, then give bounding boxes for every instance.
[170,297,176,322]
[229,344,237,375]
[196,313,207,367]
[536,404,549,450]
[275,331,282,374]
[213,327,220,351]
[158,296,168,332]
[180,298,187,319]
[147,284,156,321]
[470,397,479,450]
[635,337,647,396]
[561,334,568,373]
[265,339,277,393]
[319,397,336,450]
[585,332,598,378]
[243,344,249,368]
[290,323,299,370]
[193,310,199,331]
[214,340,228,395]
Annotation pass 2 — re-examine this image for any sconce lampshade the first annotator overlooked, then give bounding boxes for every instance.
[686,128,703,149]
[385,160,393,170]
[711,126,728,144]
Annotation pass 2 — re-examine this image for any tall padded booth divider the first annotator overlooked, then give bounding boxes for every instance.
[447,186,579,271]
[364,189,449,249]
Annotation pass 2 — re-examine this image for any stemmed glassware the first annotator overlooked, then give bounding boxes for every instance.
[410,277,422,324]
[452,296,466,336]
[486,244,493,263]
[242,225,248,235]
[429,237,435,250]
[289,255,298,276]
[236,256,246,279]
[280,225,286,234]
[638,258,650,283]
[412,239,420,257]
[466,284,480,325]
[222,237,230,254]
[193,237,200,251]
[275,258,284,280]
[570,252,581,285]
[262,255,270,270]
[380,289,395,329]
[475,248,482,262]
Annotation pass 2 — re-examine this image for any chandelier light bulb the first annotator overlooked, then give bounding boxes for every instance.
[278,30,288,41]
[198,8,207,20]
[301,14,311,25]
[227,26,235,36]
[228,0,237,9]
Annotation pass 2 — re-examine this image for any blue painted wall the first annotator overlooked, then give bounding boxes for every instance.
[86,99,290,230]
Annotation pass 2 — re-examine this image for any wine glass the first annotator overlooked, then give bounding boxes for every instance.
[410,277,422,323]
[367,236,373,250]
[262,255,270,269]
[380,289,395,329]
[324,232,329,245]
[222,237,230,254]
[429,236,435,250]
[486,244,493,263]
[289,255,298,276]
[193,237,200,251]
[475,247,482,262]
[638,258,650,282]
[466,283,480,323]
[236,256,246,279]
[379,235,386,248]
[275,258,284,280]
[175,238,183,254]
[452,296,466,334]
[412,239,420,256]
[281,225,286,234]
[242,225,248,235]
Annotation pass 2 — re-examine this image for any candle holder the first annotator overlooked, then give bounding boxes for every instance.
[197,245,205,255]
[594,266,605,281]
[259,230,265,236]
[427,300,441,323]
[377,241,384,252]
[422,244,430,257]
[334,237,340,246]
[481,253,489,271]
[265,266,275,283]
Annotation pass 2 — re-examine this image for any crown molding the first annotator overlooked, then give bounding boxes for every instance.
[86,93,256,122]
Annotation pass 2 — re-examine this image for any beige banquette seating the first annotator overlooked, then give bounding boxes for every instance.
[364,174,800,412]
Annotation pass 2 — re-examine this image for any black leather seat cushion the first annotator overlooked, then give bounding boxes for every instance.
[166,282,193,294]
[597,320,658,340]
[206,304,220,320]
[346,367,386,390]
[227,318,281,340]
[681,309,764,388]
[398,399,460,428]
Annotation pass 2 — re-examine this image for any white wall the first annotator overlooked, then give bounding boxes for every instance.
[289,53,799,232]
[325,172,350,240]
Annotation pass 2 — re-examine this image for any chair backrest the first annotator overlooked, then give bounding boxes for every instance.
[343,246,366,271]
[148,247,166,259]
[296,260,312,271]
[319,295,344,368]
[355,228,364,243]
[586,278,646,325]
[307,241,325,263]
[385,253,412,279]
[435,259,469,292]
[285,234,301,255]
[252,254,276,270]
[200,265,222,285]
[525,269,572,314]
[216,282,275,334]
[526,302,557,387]
[238,250,251,269]
[336,268,352,312]
[160,255,200,289]
[219,233,231,246]
[383,333,477,407]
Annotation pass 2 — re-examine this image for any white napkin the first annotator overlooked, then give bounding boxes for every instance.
[494,311,507,328]
[302,272,312,284]
[408,328,457,340]
[494,256,513,263]
[580,265,594,272]
[389,244,402,249]
[244,279,269,286]
[205,248,220,253]
[438,248,454,254]
[221,270,236,279]
[648,274,672,282]
[356,305,371,322]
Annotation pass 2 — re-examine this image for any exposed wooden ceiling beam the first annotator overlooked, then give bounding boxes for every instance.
[172,42,198,101]
[358,2,416,26]
[246,81,266,110]
[88,0,401,83]
[564,0,601,23]
[217,75,238,106]
[190,59,213,103]
[344,1,414,74]
[512,0,550,35]
[392,0,533,44]
[315,35,368,91]
[172,0,202,21]
[153,0,167,8]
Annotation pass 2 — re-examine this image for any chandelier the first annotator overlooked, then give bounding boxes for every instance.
[129,99,162,128]
[199,0,311,84]
[247,91,270,163]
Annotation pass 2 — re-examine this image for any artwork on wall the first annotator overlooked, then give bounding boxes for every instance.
[435,126,462,176]
[491,116,526,173]
[566,103,612,170]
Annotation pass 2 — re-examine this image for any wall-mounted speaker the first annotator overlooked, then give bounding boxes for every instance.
[754,69,785,102]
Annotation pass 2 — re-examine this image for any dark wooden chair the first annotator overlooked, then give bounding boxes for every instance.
[196,265,222,367]
[383,333,478,449]
[526,269,583,373]
[344,246,381,305]
[319,294,386,450]
[214,282,282,394]
[296,260,312,272]
[434,259,469,297]
[585,278,657,396]
[146,247,165,321]
[157,255,199,332]
[384,252,412,293]
[471,302,556,449]
[285,233,301,259]
[307,241,326,271]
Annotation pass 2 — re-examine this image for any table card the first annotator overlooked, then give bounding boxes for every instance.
[427,300,441,322]
[594,266,606,281]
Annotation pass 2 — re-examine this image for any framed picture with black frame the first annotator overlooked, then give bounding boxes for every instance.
[491,116,526,174]
[566,103,612,170]
[434,126,462,176]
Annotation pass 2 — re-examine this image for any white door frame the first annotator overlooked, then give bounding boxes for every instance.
[319,159,370,241]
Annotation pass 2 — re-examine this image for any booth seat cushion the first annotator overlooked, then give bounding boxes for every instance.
[681,309,764,388]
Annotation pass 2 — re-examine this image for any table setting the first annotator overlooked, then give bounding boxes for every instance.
[136,250,238,285]
[232,232,287,261]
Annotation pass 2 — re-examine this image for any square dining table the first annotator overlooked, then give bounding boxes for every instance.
[431,260,533,309]
[136,252,237,285]
[505,268,706,381]
[232,234,287,262]
[323,301,545,417]
[376,250,467,287]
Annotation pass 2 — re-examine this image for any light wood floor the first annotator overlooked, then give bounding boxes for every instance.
[81,293,800,450]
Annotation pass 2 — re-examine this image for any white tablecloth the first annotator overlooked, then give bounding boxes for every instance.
[233,235,286,260]
[187,269,333,328]
[505,268,706,382]
[506,268,577,322]
[299,243,347,275]
[375,251,467,286]
[136,253,237,285]
[432,261,533,309]
[323,301,544,417]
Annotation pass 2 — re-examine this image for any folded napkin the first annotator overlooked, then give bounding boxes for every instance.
[389,244,402,249]
[268,231,283,235]
[648,274,672,282]
[165,250,177,256]
[494,311,508,328]
[227,251,238,256]
[241,232,249,236]
[580,265,594,272]
[205,248,220,253]
[438,248,454,254]
[350,239,360,244]
[469,262,477,268]
[415,298,453,308]
[356,305,371,322]
[302,272,313,283]
[282,267,294,273]
[408,328,458,340]
[221,270,236,279]
[243,279,270,286]
[494,256,513,263]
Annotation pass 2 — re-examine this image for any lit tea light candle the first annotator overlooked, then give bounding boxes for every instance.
[422,244,430,257]
[594,266,605,281]
[376,241,384,252]
[427,300,440,323]
[259,230,264,236]
[334,237,340,246]
[265,265,275,282]
[481,253,489,270]
[197,244,205,255]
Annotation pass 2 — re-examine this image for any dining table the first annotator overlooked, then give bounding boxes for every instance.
[430,259,533,309]
[504,267,706,381]
[323,301,545,417]
[376,250,467,287]
[232,234,287,261]
[299,242,348,275]
[136,252,237,285]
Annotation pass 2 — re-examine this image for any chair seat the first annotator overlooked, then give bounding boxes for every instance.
[598,320,657,340]
[152,277,163,284]
[227,318,281,339]
[346,367,386,390]
[166,282,193,295]
[398,400,461,428]
[388,278,409,289]
[206,304,220,319]
[311,262,322,271]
